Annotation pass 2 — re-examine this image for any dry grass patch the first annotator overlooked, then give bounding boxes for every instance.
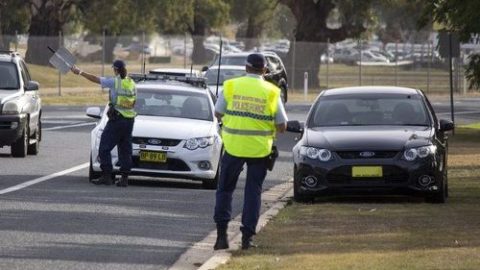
[219,127,480,270]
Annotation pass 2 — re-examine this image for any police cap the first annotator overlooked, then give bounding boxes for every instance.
[246,53,267,69]
[112,59,126,69]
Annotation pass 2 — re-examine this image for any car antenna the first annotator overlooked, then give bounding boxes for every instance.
[190,63,193,76]
[215,36,223,98]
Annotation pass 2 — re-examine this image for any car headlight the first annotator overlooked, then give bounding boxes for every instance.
[403,145,436,161]
[184,136,214,150]
[2,100,20,115]
[300,146,332,161]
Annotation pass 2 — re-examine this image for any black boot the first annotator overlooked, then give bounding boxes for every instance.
[213,224,229,250]
[92,171,113,185]
[116,173,128,187]
[241,234,257,250]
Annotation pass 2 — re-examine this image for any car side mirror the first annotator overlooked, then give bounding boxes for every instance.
[439,119,454,132]
[24,81,39,91]
[286,120,304,133]
[201,66,209,72]
[86,107,102,119]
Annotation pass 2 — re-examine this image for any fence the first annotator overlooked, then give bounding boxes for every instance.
[1,31,476,96]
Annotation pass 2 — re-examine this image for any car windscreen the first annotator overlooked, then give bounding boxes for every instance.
[213,56,246,66]
[205,69,246,85]
[0,62,20,90]
[135,89,213,121]
[309,94,431,127]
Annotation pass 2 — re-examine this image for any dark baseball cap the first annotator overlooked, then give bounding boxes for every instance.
[112,59,126,69]
[246,53,267,69]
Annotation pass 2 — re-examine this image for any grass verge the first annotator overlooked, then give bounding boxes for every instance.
[218,127,480,270]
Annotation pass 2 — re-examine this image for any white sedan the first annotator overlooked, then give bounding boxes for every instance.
[86,82,222,189]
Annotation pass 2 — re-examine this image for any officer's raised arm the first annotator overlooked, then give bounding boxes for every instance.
[71,65,100,84]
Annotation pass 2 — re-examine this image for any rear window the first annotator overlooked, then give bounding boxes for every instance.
[309,94,431,127]
[135,89,213,121]
[0,62,20,90]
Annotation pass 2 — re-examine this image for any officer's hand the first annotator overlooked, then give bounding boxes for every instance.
[71,65,81,75]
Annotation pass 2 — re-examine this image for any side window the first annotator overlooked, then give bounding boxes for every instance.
[267,56,282,72]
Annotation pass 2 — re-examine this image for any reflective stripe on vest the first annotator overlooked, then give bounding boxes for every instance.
[222,76,279,158]
[113,76,137,118]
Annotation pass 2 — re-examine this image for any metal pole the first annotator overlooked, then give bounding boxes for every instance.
[395,42,398,86]
[291,39,296,91]
[304,72,308,101]
[58,31,62,96]
[358,40,362,86]
[184,33,187,69]
[102,28,106,77]
[448,33,455,134]
[215,36,223,98]
[142,31,146,74]
[326,39,330,89]
[427,42,431,93]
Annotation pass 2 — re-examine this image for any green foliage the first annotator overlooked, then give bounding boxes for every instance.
[466,54,480,90]
[0,0,30,35]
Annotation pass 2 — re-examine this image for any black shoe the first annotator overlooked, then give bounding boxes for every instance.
[116,174,128,187]
[213,224,229,250]
[241,235,257,250]
[92,172,113,185]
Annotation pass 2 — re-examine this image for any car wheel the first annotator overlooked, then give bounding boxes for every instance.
[11,123,28,158]
[293,167,314,203]
[89,155,102,182]
[27,120,41,155]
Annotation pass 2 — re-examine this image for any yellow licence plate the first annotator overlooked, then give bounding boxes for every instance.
[140,151,167,163]
[352,166,383,178]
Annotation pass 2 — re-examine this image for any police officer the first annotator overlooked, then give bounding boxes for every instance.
[213,53,288,250]
[71,60,136,187]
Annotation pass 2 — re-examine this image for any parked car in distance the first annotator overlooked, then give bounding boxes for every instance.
[203,65,246,96]
[205,51,289,103]
[86,75,222,189]
[288,86,454,203]
[0,51,41,157]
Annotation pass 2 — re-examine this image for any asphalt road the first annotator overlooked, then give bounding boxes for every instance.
[0,98,477,269]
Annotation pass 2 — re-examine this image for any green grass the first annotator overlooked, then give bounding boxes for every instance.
[218,127,480,270]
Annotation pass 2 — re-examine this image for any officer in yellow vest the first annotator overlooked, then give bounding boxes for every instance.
[213,53,288,250]
[71,60,136,187]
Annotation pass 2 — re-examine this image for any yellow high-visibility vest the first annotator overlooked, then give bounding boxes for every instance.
[222,76,279,158]
[112,76,137,118]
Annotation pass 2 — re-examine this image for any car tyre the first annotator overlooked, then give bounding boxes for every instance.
[27,120,41,155]
[11,123,28,158]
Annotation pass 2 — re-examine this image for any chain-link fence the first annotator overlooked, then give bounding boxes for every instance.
[2,31,477,96]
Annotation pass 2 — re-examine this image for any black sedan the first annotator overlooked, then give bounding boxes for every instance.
[287,86,454,203]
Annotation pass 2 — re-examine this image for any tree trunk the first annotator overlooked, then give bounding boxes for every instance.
[104,34,118,63]
[25,0,72,65]
[281,0,366,88]
[243,17,262,51]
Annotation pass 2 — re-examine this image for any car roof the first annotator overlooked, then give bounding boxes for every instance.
[220,51,280,58]
[150,68,200,73]
[322,86,421,96]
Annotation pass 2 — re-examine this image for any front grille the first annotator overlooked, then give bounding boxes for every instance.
[336,151,398,159]
[130,157,190,171]
[327,165,408,183]
[132,137,182,146]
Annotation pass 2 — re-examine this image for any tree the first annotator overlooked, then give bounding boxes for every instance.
[374,0,431,44]
[230,0,278,50]
[25,0,78,65]
[279,0,374,88]
[0,0,30,50]
[77,0,160,63]
[420,0,480,90]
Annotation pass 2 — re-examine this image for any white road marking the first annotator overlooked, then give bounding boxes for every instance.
[0,163,89,195]
[43,122,96,131]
